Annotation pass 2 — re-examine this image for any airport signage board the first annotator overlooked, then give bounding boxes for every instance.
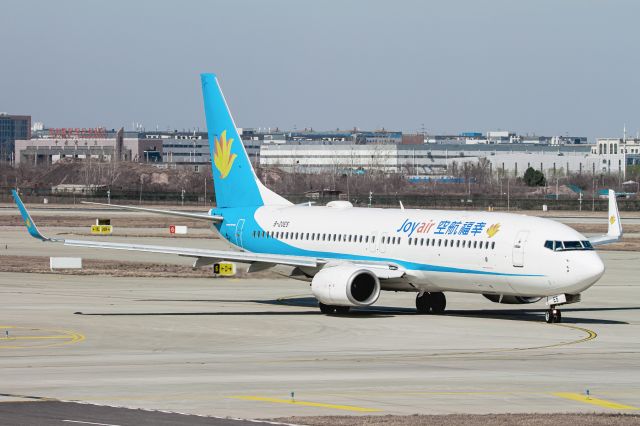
[169,225,188,234]
[50,257,82,270]
[91,225,113,235]
[214,262,236,276]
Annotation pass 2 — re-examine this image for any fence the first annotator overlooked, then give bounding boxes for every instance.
[2,187,631,212]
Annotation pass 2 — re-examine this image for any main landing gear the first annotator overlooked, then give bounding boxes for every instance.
[416,292,446,314]
[319,302,350,315]
[545,307,562,323]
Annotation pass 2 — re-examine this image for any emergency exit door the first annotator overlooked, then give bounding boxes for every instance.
[512,230,529,267]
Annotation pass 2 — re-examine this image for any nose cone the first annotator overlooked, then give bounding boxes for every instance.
[571,252,605,293]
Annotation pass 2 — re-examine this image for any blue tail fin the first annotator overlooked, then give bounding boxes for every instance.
[201,73,290,208]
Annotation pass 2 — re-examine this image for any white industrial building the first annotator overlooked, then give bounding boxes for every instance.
[260,142,628,177]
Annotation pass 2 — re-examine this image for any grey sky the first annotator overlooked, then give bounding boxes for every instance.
[1,0,639,141]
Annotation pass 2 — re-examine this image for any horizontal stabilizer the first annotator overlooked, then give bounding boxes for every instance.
[81,201,223,222]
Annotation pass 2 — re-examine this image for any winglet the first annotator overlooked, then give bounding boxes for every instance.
[607,189,622,238]
[11,190,50,241]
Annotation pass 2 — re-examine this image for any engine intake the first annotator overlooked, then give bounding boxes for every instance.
[483,294,542,304]
[311,264,381,307]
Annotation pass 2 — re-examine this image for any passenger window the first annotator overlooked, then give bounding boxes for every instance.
[438,239,442,247]
[365,236,369,243]
[473,241,477,248]
[456,240,460,247]
[491,241,495,249]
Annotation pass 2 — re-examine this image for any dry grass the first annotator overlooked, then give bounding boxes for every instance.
[0,255,277,279]
[0,214,209,229]
[271,413,640,426]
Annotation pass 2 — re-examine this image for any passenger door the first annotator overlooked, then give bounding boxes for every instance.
[512,230,528,267]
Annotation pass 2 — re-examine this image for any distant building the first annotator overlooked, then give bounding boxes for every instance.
[260,142,612,177]
[0,113,31,162]
[15,127,161,165]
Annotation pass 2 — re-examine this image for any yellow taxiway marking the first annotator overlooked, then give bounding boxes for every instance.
[0,326,85,349]
[553,392,639,410]
[230,395,381,412]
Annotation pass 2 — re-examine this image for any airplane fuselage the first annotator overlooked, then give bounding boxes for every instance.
[213,204,605,298]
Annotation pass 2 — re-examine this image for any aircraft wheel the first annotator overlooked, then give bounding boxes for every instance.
[416,293,432,314]
[335,306,350,314]
[555,310,562,323]
[319,302,334,314]
[545,308,561,323]
[430,292,446,314]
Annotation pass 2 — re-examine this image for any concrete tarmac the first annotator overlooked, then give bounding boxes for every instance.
[0,249,639,418]
[1,209,639,419]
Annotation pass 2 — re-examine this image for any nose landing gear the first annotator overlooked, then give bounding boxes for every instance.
[545,307,562,323]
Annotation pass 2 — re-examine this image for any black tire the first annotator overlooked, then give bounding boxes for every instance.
[555,311,562,323]
[319,302,334,314]
[416,293,432,314]
[545,310,554,323]
[430,292,446,314]
[335,306,350,314]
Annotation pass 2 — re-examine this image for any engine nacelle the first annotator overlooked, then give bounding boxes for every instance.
[483,294,543,304]
[311,264,381,307]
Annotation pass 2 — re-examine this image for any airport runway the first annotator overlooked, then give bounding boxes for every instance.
[0,400,294,426]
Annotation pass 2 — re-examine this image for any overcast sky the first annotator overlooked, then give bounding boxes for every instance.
[1,0,639,141]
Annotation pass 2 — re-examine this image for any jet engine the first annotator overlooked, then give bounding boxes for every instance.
[311,264,381,307]
[483,294,543,304]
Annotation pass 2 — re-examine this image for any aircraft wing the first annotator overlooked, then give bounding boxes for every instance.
[589,189,623,246]
[12,190,316,268]
[81,201,223,222]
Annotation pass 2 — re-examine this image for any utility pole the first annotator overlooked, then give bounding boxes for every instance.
[181,188,185,207]
[507,177,510,211]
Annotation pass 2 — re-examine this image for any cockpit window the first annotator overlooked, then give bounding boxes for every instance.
[544,240,594,251]
[563,241,583,250]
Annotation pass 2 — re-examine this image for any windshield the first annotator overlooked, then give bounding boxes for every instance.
[544,240,594,251]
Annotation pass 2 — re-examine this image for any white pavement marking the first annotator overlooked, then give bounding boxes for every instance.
[62,421,122,426]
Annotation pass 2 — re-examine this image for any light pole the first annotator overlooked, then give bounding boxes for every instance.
[181,188,185,207]
[107,189,111,205]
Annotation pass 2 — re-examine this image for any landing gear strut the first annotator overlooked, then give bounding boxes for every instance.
[545,307,562,323]
[416,292,446,314]
[319,302,350,315]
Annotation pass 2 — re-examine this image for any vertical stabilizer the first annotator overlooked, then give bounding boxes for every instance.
[201,73,290,208]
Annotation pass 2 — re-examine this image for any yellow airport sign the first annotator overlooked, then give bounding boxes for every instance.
[91,225,113,235]
[214,262,236,276]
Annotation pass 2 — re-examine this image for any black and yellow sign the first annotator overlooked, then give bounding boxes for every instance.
[91,225,113,235]
[213,262,236,276]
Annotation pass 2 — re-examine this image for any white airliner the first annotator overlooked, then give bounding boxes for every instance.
[13,73,623,323]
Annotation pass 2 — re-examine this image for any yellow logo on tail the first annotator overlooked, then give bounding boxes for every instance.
[610,215,616,225]
[486,223,500,238]
[213,130,237,179]
[25,219,31,228]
